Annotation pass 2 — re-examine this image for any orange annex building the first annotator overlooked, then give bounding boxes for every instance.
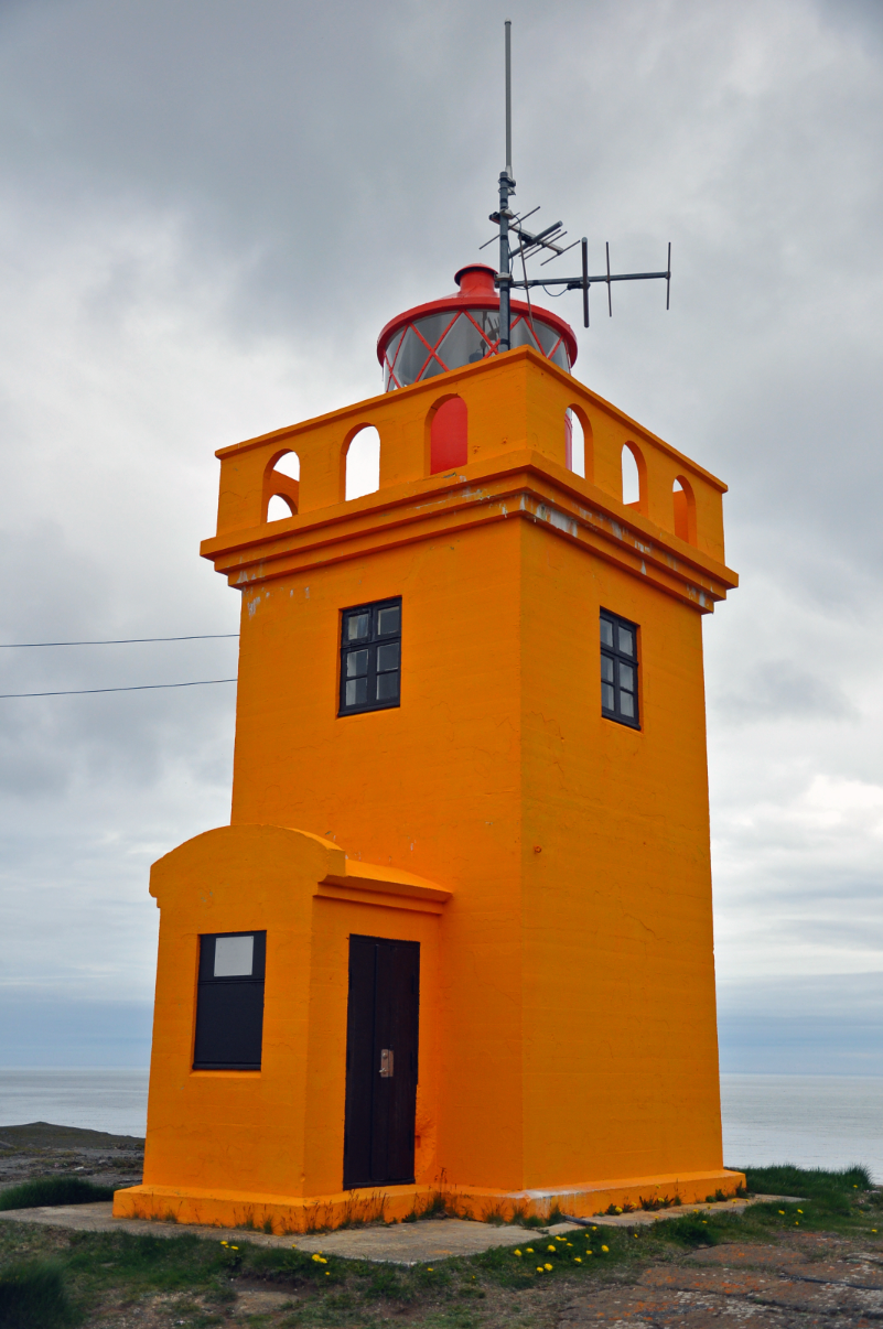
[114,263,743,1231]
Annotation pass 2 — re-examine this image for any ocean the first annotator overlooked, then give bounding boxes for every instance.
[0,1069,880,1180]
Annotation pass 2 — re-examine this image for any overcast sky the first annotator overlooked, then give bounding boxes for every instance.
[1,0,882,1072]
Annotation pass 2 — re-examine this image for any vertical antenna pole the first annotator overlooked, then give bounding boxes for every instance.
[498,20,514,352]
[581,237,589,328]
[505,20,512,176]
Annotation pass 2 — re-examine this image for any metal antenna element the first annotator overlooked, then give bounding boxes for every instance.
[496,19,515,351]
[488,22,671,350]
[505,19,512,176]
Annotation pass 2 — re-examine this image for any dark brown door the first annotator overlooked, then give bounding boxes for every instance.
[343,935,419,1189]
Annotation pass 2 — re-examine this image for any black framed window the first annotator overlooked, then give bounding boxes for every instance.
[339,597,402,716]
[600,610,640,729]
[193,931,266,1070]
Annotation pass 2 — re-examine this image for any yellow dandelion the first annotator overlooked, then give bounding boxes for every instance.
[544,1262,553,1271]
[536,1266,544,1273]
[526,1247,534,1253]
[778,1210,785,1215]
[427,1268,433,1272]
[797,1209,803,1214]
[592,1225,598,1231]
[586,1249,592,1255]
[220,1240,228,1246]
[547,1244,557,1252]
[574,1256,582,1263]
[514,1250,522,1257]
[601,1245,609,1253]
[325,1271,330,1276]
[230,1245,239,1251]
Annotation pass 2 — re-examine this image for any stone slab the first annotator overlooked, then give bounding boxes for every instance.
[0,1193,793,1264]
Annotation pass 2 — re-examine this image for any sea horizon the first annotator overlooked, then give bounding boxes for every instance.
[1,1068,880,1182]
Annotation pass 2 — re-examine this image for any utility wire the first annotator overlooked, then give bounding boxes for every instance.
[0,678,237,699]
[0,634,239,648]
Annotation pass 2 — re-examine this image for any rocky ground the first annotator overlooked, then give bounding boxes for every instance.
[9,1228,879,1327]
[1,1130,881,1326]
[0,1120,144,1193]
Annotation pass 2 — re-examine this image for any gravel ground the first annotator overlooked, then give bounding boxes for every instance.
[0,1120,144,1194]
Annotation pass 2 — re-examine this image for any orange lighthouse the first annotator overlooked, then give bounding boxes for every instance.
[114,254,743,1230]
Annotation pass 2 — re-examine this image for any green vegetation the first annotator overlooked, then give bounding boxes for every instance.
[0,1177,115,1211]
[0,1164,879,1326]
[0,1258,77,1328]
[742,1162,871,1214]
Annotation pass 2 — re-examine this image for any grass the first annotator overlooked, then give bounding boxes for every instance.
[0,1164,879,1326]
[0,1177,115,1211]
[0,1259,78,1328]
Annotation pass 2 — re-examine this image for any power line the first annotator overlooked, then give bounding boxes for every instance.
[0,678,237,699]
[0,634,239,649]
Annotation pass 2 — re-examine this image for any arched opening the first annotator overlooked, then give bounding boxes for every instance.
[267,493,296,521]
[429,396,468,474]
[262,449,300,521]
[565,409,586,478]
[673,475,696,543]
[345,426,381,501]
[274,451,300,481]
[622,443,642,508]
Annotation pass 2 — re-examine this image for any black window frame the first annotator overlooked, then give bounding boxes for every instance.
[193,930,266,1071]
[338,597,402,716]
[600,609,640,730]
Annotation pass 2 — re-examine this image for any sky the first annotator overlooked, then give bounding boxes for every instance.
[1,0,882,1073]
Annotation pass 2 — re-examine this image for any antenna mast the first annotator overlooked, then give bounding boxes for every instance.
[498,19,514,351]
[489,22,671,349]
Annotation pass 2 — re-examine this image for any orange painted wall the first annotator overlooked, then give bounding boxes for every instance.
[519,524,722,1187]
[142,825,443,1199]
[226,461,725,1190]
[130,348,739,1214]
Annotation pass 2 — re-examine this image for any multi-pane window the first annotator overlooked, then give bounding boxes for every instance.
[339,597,402,716]
[600,610,640,729]
[193,931,266,1071]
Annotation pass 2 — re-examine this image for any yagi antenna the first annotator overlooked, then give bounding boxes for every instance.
[488,21,671,350]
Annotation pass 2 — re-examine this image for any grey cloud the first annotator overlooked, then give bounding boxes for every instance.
[1,0,883,1065]
[717,659,856,723]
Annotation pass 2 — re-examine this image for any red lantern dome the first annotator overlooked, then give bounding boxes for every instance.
[377,264,578,391]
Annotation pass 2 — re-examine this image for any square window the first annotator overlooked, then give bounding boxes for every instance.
[346,649,369,678]
[376,641,400,673]
[376,672,399,701]
[339,597,402,716]
[194,932,266,1071]
[345,677,368,707]
[347,612,370,641]
[377,605,401,636]
[600,610,640,730]
[214,934,254,977]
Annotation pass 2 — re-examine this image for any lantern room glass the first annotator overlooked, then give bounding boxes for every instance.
[383,308,571,390]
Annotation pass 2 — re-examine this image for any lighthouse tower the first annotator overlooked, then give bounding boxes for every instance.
[115,264,741,1230]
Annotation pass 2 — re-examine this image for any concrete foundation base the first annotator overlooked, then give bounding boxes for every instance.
[114,1168,745,1233]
